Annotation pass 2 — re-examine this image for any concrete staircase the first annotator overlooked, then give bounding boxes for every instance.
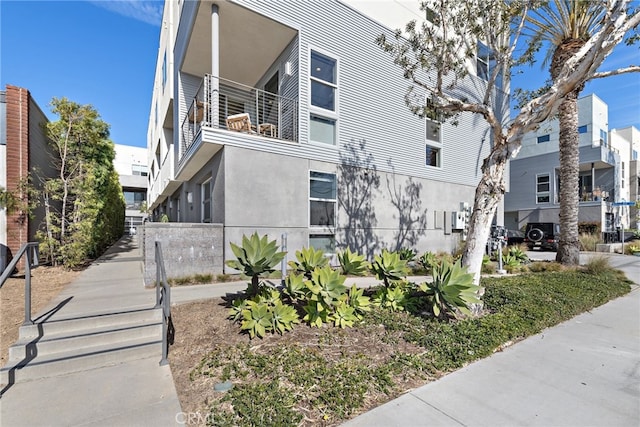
[1,306,163,385]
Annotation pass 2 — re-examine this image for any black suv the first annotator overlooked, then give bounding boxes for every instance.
[524,222,560,251]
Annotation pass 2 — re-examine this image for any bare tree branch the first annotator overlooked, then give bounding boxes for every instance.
[589,65,640,79]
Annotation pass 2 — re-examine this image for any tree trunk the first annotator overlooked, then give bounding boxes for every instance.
[551,40,585,266]
[462,138,509,287]
[555,92,581,265]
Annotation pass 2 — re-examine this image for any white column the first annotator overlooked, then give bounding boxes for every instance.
[211,4,220,128]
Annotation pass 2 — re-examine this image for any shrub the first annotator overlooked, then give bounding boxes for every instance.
[372,282,416,312]
[288,246,329,279]
[370,250,409,287]
[419,259,482,318]
[303,265,348,327]
[337,247,369,276]
[527,261,563,272]
[225,232,286,296]
[230,289,300,338]
[398,247,417,262]
[579,233,601,251]
[578,221,600,235]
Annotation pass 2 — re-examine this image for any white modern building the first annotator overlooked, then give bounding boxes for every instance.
[505,94,637,236]
[146,0,508,271]
[114,144,148,233]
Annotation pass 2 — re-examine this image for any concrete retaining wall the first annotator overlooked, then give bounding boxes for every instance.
[141,223,223,286]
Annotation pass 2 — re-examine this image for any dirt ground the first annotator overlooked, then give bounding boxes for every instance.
[169,297,434,425]
[0,266,80,365]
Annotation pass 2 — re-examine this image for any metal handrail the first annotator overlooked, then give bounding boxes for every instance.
[0,242,40,326]
[154,241,172,366]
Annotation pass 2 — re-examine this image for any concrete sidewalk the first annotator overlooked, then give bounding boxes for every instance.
[0,236,182,427]
[343,253,640,427]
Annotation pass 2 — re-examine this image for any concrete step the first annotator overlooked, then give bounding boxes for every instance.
[19,306,161,338]
[1,335,163,384]
[8,321,162,361]
[1,307,165,385]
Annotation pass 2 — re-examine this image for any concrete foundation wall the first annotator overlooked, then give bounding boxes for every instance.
[141,223,223,286]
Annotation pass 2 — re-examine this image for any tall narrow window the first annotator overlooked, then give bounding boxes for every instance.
[309,171,336,226]
[201,179,212,223]
[621,162,625,189]
[600,129,608,147]
[162,51,167,91]
[425,98,442,167]
[309,50,338,145]
[477,42,502,88]
[536,174,550,203]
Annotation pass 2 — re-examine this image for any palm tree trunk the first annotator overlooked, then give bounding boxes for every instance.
[555,92,581,265]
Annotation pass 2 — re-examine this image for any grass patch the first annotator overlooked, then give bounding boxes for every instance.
[184,268,632,426]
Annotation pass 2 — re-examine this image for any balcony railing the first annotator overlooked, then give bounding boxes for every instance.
[181,75,298,158]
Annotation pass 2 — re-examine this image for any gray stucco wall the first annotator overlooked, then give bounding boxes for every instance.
[221,145,474,270]
[141,223,223,286]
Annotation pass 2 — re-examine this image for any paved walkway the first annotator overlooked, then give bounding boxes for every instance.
[0,236,182,427]
[1,239,638,426]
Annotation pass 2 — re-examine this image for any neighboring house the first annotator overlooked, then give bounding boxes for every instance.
[0,85,57,268]
[113,144,149,234]
[617,126,640,229]
[147,0,507,271]
[505,94,636,236]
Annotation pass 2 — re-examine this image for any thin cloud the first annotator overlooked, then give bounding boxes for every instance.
[89,0,163,26]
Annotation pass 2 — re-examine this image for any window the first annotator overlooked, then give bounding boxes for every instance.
[426,145,440,167]
[309,50,338,145]
[600,129,608,147]
[309,114,336,145]
[622,162,625,189]
[537,134,550,144]
[123,190,146,210]
[162,51,167,91]
[425,6,437,23]
[309,234,335,254]
[309,171,336,227]
[578,125,587,134]
[633,150,638,161]
[201,179,212,223]
[477,42,502,88]
[536,174,550,203]
[132,163,148,177]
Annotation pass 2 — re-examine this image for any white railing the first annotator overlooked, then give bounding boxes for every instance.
[181,75,298,159]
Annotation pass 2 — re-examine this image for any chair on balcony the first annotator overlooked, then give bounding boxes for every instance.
[225,113,255,133]
[189,101,204,123]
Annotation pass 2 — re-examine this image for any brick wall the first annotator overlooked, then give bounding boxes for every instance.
[4,85,30,256]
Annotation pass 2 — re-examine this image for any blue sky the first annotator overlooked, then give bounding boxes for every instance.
[1,0,162,148]
[1,0,638,150]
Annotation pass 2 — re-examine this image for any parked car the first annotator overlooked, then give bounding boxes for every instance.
[506,229,525,246]
[524,222,560,251]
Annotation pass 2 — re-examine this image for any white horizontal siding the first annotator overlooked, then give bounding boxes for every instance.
[220,0,503,188]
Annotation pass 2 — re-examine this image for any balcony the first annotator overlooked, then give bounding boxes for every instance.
[180,75,298,160]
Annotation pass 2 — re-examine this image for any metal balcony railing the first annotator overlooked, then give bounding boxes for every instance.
[181,75,298,159]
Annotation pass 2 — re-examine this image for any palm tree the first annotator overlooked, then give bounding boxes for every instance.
[526,0,605,265]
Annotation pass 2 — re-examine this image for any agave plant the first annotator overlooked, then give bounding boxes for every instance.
[337,247,369,276]
[288,246,329,279]
[231,289,300,339]
[303,265,347,327]
[419,259,482,318]
[398,247,417,262]
[225,232,286,296]
[370,249,409,287]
